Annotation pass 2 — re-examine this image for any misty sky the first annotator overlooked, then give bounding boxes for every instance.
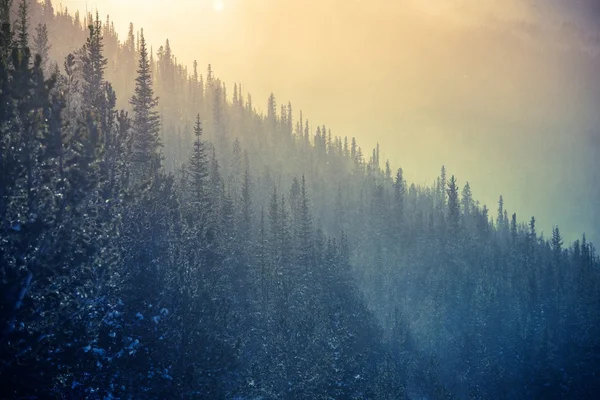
[59,0,600,243]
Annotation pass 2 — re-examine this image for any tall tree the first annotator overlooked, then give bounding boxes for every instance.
[188,114,209,219]
[551,225,563,259]
[0,0,11,25]
[32,23,50,74]
[461,182,473,218]
[510,213,518,242]
[497,195,505,229]
[447,175,460,233]
[239,152,252,242]
[130,29,161,182]
[439,165,447,211]
[81,12,107,115]
[16,0,28,50]
[394,167,406,228]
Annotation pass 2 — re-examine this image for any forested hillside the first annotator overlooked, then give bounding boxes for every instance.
[1,1,599,399]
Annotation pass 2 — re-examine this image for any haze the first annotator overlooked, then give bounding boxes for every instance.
[60,0,600,243]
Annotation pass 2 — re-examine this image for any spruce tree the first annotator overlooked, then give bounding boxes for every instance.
[32,23,50,74]
[130,29,161,182]
[0,0,11,26]
[529,216,536,241]
[461,181,472,217]
[440,165,447,210]
[240,153,252,237]
[551,225,563,259]
[0,1,12,61]
[81,12,107,115]
[267,92,276,127]
[43,0,53,16]
[188,113,209,217]
[394,167,405,227]
[497,195,505,229]
[510,213,518,242]
[447,175,460,232]
[16,0,28,50]
[297,175,313,269]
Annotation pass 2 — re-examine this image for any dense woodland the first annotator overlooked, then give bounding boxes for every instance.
[1,1,599,399]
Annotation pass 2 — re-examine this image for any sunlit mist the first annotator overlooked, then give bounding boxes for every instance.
[213,0,224,13]
[59,0,600,242]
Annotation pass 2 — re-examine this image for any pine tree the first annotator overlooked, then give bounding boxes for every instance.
[0,9,124,395]
[81,12,107,115]
[529,216,536,241]
[440,165,447,210]
[192,59,199,104]
[16,0,28,50]
[130,29,161,182]
[212,80,223,138]
[461,182,472,217]
[385,160,392,180]
[43,0,53,16]
[297,175,313,269]
[268,186,279,257]
[510,213,518,242]
[267,92,276,125]
[32,23,50,74]
[126,22,134,52]
[287,101,293,135]
[246,92,252,113]
[551,225,563,259]
[0,1,11,61]
[394,167,405,228]
[239,153,252,238]
[497,195,505,229]
[188,114,209,218]
[206,63,213,88]
[228,137,242,199]
[447,175,460,232]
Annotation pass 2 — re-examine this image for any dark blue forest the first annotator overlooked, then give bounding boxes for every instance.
[1,1,600,399]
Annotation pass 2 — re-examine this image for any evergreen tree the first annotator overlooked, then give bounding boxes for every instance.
[461,181,472,217]
[81,12,107,115]
[385,159,392,180]
[130,29,161,182]
[188,113,209,219]
[239,152,252,237]
[551,225,563,259]
[16,0,28,50]
[394,167,406,231]
[447,175,460,232]
[529,216,536,241]
[267,92,276,126]
[1,6,599,398]
[497,195,505,229]
[297,174,313,269]
[32,23,50,73]
[510,213,518,242]
[0,1,11,61]
[439,165,447,210]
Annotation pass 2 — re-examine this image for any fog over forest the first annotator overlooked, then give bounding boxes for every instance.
[61,0,600,244]
[1,0,599,399]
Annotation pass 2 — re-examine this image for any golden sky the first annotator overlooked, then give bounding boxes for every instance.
[59,0,600,243]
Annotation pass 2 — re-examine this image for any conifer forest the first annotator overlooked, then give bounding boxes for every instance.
[1,1,599,399]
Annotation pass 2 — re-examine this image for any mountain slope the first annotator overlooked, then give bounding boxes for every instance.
[1,1,599,399]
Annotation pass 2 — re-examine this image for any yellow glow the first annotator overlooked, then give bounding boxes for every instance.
[57,0,600,243]
[213,0,224,13]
